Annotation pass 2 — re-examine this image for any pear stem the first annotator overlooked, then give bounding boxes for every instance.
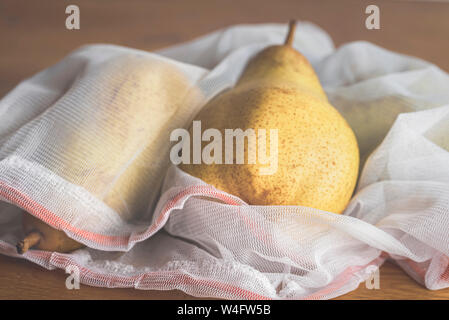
[16,232,42,254]
[284,20,297,46]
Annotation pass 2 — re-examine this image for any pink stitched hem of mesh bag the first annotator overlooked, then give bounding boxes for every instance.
[0,241,270,299]
[303,256,386,299]
[403,256,449,287]
[1,179,448,298]
[0,240,388,300]
[0,179,390,299]
[0,180,243,249]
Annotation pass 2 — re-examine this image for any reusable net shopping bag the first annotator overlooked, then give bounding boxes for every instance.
[0,22,448,299]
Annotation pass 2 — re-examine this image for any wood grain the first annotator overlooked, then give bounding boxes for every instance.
[0,0,448,300]
[0,254,196,300]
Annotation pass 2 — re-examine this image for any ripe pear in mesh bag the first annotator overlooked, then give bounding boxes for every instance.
[17,55,202,254]
[180,21,359,214]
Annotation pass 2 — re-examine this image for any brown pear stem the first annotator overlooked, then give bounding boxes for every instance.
[16,232,42,254]
[284,20,297,46]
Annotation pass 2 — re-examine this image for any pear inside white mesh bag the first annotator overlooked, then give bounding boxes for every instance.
[0,45,206,251]
[1,22,449,299]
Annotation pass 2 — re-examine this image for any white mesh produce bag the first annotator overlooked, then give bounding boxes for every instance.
[0,22,448,299]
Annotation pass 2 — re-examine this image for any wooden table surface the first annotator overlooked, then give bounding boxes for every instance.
[0,0,449,300]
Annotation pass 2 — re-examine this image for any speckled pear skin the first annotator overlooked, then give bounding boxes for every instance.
[180,33,359,214]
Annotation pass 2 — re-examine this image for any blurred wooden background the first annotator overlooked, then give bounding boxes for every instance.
[1,0,449,97]
[0,0,449,299]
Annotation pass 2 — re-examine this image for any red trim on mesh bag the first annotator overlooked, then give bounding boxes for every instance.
[1,180,447,299]
[0,181,243,248]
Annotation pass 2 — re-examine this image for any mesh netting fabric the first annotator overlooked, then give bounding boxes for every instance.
[0,22,448,299]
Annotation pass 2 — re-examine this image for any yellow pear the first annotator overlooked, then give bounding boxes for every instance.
[17,55,202,253]
[180,21,359,214]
